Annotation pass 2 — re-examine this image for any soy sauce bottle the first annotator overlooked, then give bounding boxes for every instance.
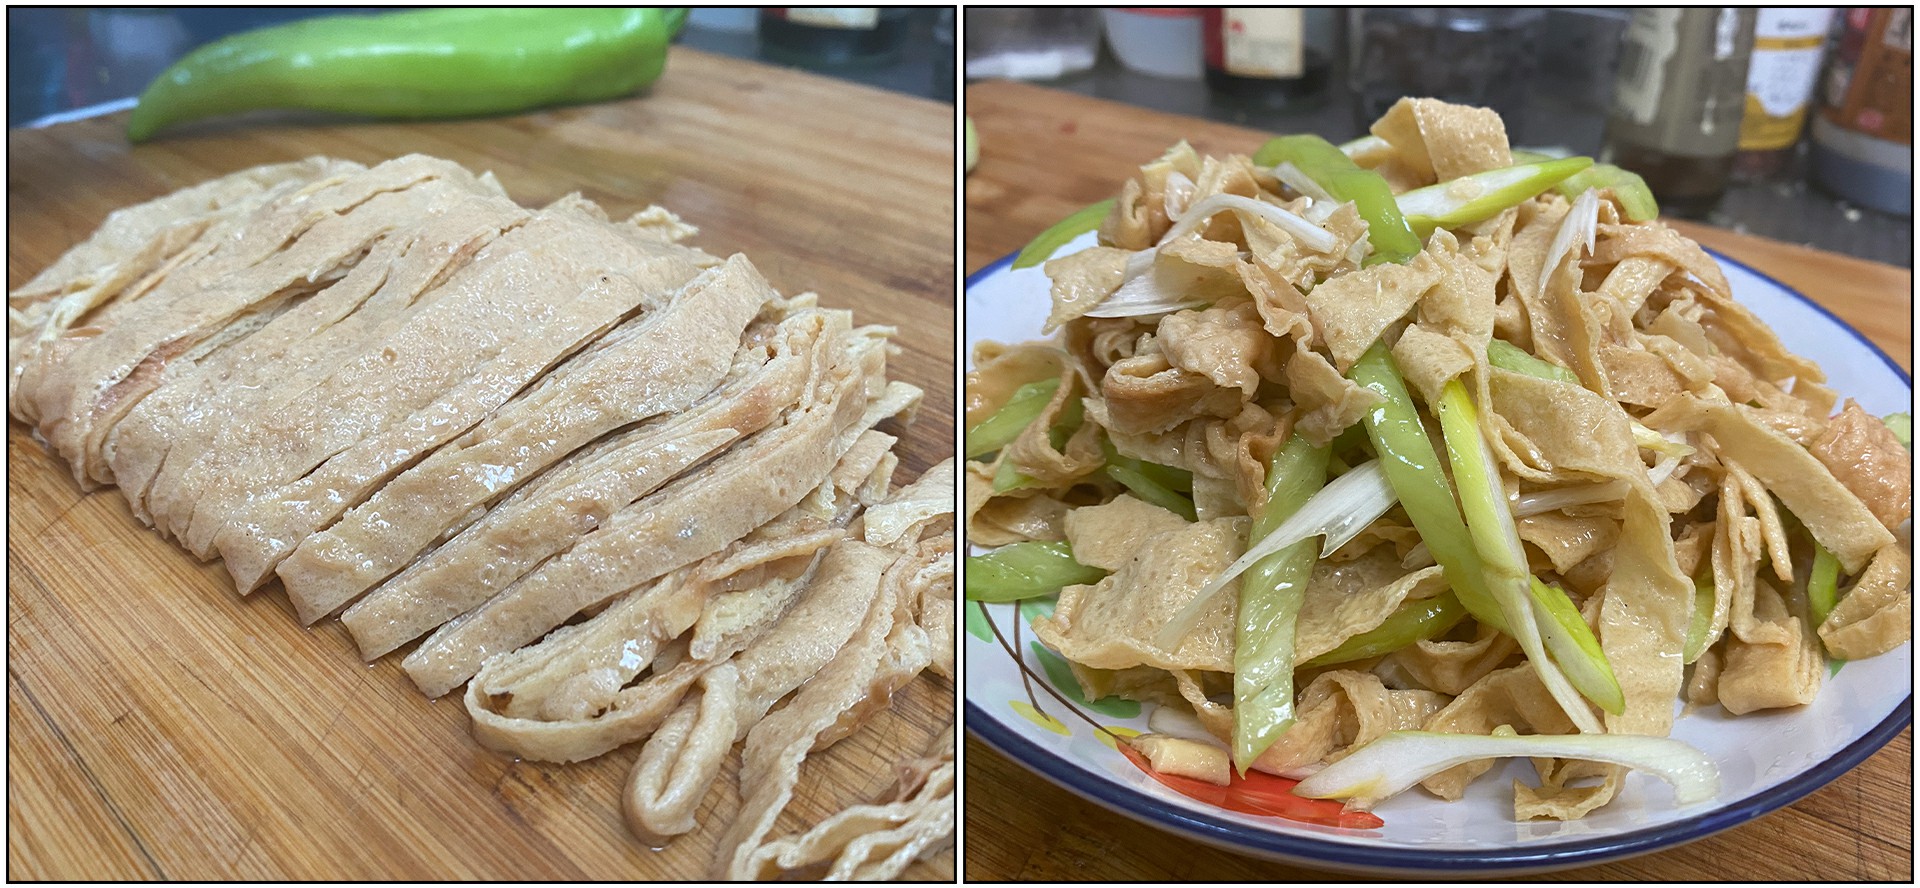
[1202,8,1336,110]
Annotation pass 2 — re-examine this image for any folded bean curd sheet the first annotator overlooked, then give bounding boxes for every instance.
[970,96,1911,822]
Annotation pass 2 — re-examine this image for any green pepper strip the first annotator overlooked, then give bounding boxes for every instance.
[1487,339,1580,385]
[1101,439,1196,520]
[1232,434,1331,772]
[992,394,1085,493]
[1014,200,1117,269]
[1683,567,1717,664]
[1512,151,1660,222]
[1435,376,1622,717]
[1300,593,1467,668]
[1254,135,1423,266]
[964,541,1108,603]
[129,8,687,142]
[1885,412,1912,449]
[1808,540,1845,674]
[1555,165,1660,222]
[1347,344,1505,631]
[966,378,1061,459]
[1396,157,1593,238]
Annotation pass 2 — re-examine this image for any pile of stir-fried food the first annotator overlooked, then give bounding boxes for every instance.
[966,98,1912,819]
[8,155,955,879]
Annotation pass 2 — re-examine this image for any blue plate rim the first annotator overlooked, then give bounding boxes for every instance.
[962,243,1915,872]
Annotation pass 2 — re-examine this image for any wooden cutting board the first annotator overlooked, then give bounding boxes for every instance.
[963,79,1912,883]
[6,47,955,881]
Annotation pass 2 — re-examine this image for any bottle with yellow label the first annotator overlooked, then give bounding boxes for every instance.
[1734,8,1838,181]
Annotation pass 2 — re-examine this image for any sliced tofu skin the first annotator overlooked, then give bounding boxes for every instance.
[272,254,776,615]
[17,160,485,487]
[334,312,822,653]
[212,250,763,592]
[105,187,536,524]
[8,157,354,409]
[148,202,711,560]
[401,317,900,698]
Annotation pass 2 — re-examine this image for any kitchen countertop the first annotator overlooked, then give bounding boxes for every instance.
[962,77,1912,883]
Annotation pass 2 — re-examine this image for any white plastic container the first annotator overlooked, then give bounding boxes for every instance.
[1101,8,1205,80]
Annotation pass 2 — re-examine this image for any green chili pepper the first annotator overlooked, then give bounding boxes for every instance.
[1347,344,1506,631]
[1884,412,1912,449]
[1511,151,1660,223]
[1807,540,1845,673]
[1254,134,1423,266]
[1101,439,1196,520]
[965,541,1107,603]
[1014,200,1117,270]
[1233,433,1331,772]
[1555,164,1660,222]
[1488,339,1580,385]
[1397,157,1593,237]
[992,392,1085,494]
[127,8,688,142]
[966,378,1061,459]
[1300,593,1467,668]
[1683,568,1718,664]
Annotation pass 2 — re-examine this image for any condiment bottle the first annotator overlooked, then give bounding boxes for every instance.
[1734,8,1838,182]
[1201,8,1336,109]
[1809,8,1912,216]
[759,8,908,67]
[1602,8,1757,217]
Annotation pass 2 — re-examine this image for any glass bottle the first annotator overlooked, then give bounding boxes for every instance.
[1809,8,1912,216]
[759,8,910,68]
[1733,8,1838,182]
[1601,8,1758,218]
[1202,8,1337,109]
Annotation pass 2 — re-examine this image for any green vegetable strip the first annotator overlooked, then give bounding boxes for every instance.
[1396,157,1593,237]
[1300,593,1468,668]
[1253,134,1423,266]
[1347,344,1506,630]
[965,378,1061,458]
[1013,199,1117,269]
[1885,412,1912,449]
[1683,568,1717,664]
[964,541,1107,603]
[1232,434,1331,772]
[127,8,687,142]
[1808,541,1844,673]
[1102,439,1197,520]
[1133,459,1195,493]
[1488,339,1580,385]
[1554,164,1660,222]
[1528,578,1626,715]
[1434,377,1617,724]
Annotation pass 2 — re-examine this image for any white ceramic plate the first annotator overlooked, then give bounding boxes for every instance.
[963,232,1914,877]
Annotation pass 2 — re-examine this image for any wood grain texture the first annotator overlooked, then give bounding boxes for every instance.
[6,48,955,881]
[962,79,1912,883]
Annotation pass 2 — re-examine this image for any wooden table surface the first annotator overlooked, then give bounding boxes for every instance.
[7,47,955,881]
[962,79,1912,883]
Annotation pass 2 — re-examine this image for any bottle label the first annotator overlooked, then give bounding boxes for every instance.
[784,8,879,30]
[1739,8,1835,150]
[1615,9,1682,126]
[1221,8,1304,78]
